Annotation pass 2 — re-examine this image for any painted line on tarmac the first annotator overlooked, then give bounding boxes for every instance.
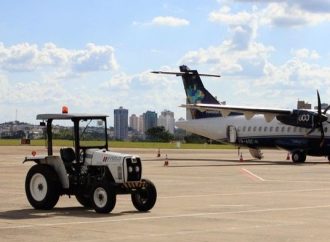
[1,204,330,230]
[209,204,249,207]
[266,179,330,184]
[159,188,330,199]
[240,168,265,181]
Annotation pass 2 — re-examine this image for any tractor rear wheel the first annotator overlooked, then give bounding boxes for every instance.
[25,164,60,210]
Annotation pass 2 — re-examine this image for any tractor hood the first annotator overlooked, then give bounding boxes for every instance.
[84,149,142,183]
[84,149,129,165]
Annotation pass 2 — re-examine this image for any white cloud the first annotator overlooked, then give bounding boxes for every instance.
[221,55,330,110]
[209,6,259,50]
[71,43,119,72]
[298,0,330,13]
[134,16,189,27]
[0,43,39,71]
[151,16,189,27]
[101,72,132,90]
[0,74,9,99]
[0,42,119,74]
[233,0,330,14]
[210,3,330,30]
[251,58,330,94]
[101,67,177,91]
[180,41,274,77]
[262,3,330,27]
[4,79,68,104]
[291,48,320,60]
[209,6,254,25]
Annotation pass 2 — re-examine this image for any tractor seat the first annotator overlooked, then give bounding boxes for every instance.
[60,148,76,164]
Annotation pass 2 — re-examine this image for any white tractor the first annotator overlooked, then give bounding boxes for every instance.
[23,112,157,213]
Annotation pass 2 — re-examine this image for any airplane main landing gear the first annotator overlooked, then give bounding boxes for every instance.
[291,151,306,163]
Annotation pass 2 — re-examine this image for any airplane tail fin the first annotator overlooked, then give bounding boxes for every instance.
[179,65,221,119]
[151,65,222,119]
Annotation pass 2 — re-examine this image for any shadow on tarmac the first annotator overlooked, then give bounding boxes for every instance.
[0,207,142,220]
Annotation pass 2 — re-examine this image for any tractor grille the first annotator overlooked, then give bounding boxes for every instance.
[125,157,142,181]
[122,181,146,189]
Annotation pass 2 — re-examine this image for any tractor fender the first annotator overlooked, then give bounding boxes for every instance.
[23,155,46,164]
[24,155,69,189]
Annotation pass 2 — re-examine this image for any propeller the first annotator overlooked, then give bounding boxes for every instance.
[307,90,328,146]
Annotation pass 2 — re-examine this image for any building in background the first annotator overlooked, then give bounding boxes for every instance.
[138,115,144,134]
[158,110,175,134]
[114,107,128,140]
[297,100,312,109]
[129,114,139,131]
[314,103,329,110]
[143,111,158,133]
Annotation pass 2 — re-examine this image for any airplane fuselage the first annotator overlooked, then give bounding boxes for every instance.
[176,114,330,157]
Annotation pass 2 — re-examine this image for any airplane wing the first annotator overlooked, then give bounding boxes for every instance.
[181,103,292,122]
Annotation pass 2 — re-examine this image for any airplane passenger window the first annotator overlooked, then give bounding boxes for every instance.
[264,127,268,132]
[253,127,257,132]
[248,126,251,132]
[325,127,328,133]
[287,127,291,132]
[270,127,273,132]
[293,127,297,132]
[258,127,262,132]
[243,126,246,132]
[275,127,279,132]
[281,126,285,132]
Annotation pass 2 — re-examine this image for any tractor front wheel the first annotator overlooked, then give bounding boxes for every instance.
[131,179,157,212]
[91,183,116,213]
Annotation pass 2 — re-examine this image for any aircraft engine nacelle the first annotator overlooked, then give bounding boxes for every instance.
[276,110,315,128]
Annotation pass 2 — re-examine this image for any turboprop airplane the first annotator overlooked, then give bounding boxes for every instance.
[152,65,330,163]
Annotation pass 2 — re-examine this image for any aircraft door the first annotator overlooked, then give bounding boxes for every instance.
[227,125,237,143]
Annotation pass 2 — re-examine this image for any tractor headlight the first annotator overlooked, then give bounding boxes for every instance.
[135,166,140,173]
[128,166,133,173]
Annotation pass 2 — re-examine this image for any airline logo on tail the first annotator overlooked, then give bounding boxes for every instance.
[187,84,205,104]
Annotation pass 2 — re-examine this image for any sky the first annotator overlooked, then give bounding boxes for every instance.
[1,0,330,125]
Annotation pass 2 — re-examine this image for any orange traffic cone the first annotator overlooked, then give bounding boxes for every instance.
[164,154,169,166]
[240,153,244,162]
[157,148,161,157]
[286,153,290,160]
